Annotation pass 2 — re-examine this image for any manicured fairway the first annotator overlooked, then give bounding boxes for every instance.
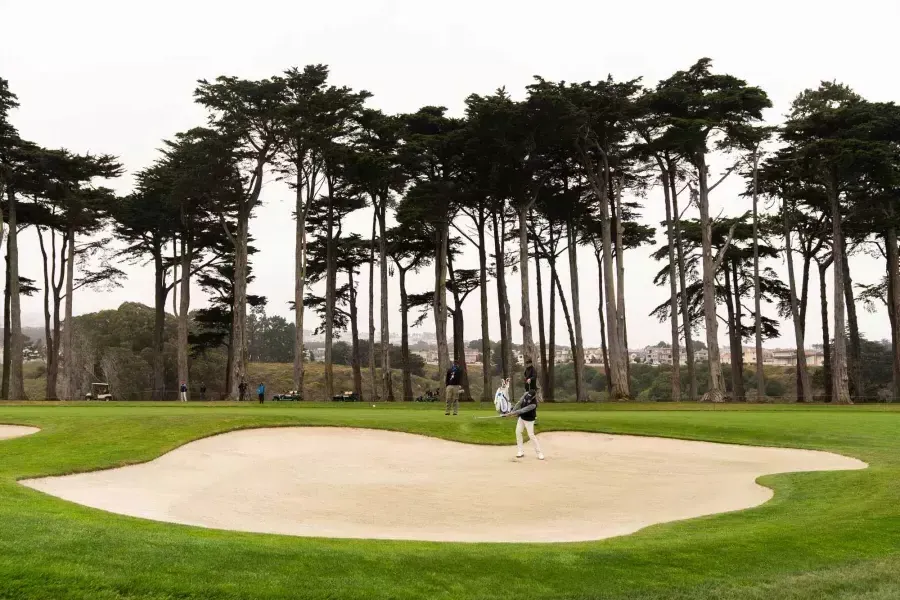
[1,402,898,600]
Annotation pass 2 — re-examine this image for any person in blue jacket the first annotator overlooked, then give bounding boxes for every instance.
[257,382,265,404]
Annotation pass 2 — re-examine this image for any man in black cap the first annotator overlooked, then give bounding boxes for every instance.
[523,357,537,394]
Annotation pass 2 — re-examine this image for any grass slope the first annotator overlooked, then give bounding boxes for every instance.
[0,403,898,599]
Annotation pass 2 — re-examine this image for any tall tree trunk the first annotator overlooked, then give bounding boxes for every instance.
[323,182,336,402]
[723,261,740,400]
[447,257,470,401]
[2,248,10,399]
[751,151,765,400]
[152,246,167,400]
[434,221,451,395]
[552,267,578,399]
[782,199,813,402]
[502,214,514,397]
[378,198,393,400]
[534,239,549,395]
[177,236,191,400]
[593,175,627,398]
[659,169,681,401]
[453,308,470,400]
[841,243,863,401]
[229,210,250,400]
[818,259,832,403]
[731,260,746,402]
[796,251,813,400]
[885,222,900,402]
[669,167,697,400]
[6,188,25,400]
[368,211,378,400]
[61,230,76,400]
[566,222,586,402]
[349,267,363,401]
[293,173,309,397]
[398,268,413,402]
[224,339,234,401]
[547,255,557,401]
[172,239,179,318]
[696,156,725,402]
[518,204,542,399]
[828,185,851,404]
[492,211,512,396]
[477,217,491,403]
[37,228,59,400]
[594,247,612,394]
[613,180,629,388]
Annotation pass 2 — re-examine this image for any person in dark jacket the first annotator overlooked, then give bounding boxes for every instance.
[445,360,462,415]
[523,358,537,392]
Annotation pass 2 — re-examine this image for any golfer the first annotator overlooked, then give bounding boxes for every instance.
[257,382,265,404]
[445,360,462,416]
[503,357,544,459]
[179,381,187,402]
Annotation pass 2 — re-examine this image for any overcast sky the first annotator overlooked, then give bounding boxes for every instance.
[2,0,898,349]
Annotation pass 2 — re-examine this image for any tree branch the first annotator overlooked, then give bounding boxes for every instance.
[217,212,236,246]
[451,223,478,248]
[707,161,740,193]
[713,224,738,272]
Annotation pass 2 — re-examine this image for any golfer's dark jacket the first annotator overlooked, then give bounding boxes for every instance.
[510,392,538,422]
[446,365,462,386]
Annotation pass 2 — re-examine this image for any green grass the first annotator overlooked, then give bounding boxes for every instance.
[0,402,899,599]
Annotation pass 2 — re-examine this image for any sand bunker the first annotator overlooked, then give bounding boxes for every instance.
[0,425,39,441]
[21,427,865,543]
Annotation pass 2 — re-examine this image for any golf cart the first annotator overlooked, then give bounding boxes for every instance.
[273,390,302,401]
[332,390,360,402]
[85,383,114,401]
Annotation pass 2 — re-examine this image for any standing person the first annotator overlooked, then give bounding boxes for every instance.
[445,360,462,416]
[503,388,544,460]
[523,357,537,393]
[199,383,206,401]
[238,380,247,402]
[179,381,187,402]
[257,382,265,404]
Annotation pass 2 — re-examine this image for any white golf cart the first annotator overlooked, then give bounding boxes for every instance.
[84,382,114,401]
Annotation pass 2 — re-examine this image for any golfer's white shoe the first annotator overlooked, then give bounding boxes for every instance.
[537,453,545,460]
[516,452,525,458]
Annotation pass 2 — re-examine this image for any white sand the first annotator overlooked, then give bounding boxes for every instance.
[21,427,865,543]
[0,425,39,441]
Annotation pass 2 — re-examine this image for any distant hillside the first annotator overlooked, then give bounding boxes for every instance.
[0,327,46,344]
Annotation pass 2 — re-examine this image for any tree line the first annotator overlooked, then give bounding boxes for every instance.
[2,59,899,402]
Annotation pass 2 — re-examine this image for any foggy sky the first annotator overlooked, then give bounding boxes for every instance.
[2,0,898,349]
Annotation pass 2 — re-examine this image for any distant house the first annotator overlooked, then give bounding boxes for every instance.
[554,347,572,363]
[463,349,481,365]
[413,350,439,365]
[585,347,606,364]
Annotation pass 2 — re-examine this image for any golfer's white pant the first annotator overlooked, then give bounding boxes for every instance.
[516,418,542,455]
[180,391,186,402]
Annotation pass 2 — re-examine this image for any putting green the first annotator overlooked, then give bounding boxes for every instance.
[0,402,898,600]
